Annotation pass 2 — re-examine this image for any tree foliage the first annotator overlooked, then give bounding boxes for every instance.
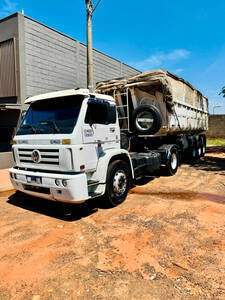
[219,86,225,98]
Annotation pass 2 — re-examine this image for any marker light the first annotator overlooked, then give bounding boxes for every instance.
[62,139,71,145]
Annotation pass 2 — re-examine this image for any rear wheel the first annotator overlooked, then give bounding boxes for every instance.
[191,147,198,160]
[165,147,179,176]
[197,140,202,158]
[103,160,131,207]
[200,135,206,157]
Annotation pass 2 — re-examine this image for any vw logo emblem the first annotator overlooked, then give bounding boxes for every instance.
[31,150,41,163]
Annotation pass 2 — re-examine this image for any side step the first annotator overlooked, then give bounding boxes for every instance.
[88,192,102,199]
[88,180,99,186]
[88,180,102,198]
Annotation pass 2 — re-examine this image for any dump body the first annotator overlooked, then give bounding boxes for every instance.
[96,69,209,136]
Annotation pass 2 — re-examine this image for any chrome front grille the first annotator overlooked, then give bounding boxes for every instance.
[18,148,59,165]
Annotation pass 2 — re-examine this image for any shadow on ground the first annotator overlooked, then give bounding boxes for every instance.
[206,146,225,153]
[134,152,225,187]
[191,156,225,174]
[7,191,102,221]
[6,149,225,219]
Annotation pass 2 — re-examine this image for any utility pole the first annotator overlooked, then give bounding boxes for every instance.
[85,0,94,92]
[85,0,102,92]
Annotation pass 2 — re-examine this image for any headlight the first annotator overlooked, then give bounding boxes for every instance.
[55,179,60,186]
[62,179,67,187]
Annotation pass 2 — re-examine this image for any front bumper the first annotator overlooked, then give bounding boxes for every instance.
[9,168,89,203]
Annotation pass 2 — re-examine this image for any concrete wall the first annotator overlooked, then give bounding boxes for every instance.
[207,115,225,138]
[0,152,14,169]
[23,16,139,98]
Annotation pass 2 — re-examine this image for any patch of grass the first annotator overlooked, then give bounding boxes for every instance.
[207,138,225,146]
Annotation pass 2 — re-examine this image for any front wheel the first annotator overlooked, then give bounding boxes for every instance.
[103,160,131,207]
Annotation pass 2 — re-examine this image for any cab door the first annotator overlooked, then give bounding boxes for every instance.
[82,99,117,170]
[82,122,98,171]
[93,103,117,150]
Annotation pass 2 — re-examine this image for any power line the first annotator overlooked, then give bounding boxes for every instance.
[93,0,103,14]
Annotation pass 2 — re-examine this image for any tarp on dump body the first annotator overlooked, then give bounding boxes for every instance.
[96,69,208,135]
[95,69,208,113]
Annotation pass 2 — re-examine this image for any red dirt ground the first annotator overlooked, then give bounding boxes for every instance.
[0,150,224,299]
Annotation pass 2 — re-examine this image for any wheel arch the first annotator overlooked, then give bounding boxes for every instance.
[108,153,134,178]
[93,149,134,186]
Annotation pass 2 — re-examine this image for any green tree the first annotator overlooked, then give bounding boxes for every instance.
[219,86,225,97]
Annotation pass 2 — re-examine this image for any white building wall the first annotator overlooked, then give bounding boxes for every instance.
[23,16,139,97]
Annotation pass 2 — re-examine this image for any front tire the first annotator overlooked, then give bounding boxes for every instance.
[103,160,131,207]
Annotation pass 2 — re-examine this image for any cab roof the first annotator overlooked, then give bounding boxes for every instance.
[25,88,115,104]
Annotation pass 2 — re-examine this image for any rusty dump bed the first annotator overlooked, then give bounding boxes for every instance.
[96,69,209,136]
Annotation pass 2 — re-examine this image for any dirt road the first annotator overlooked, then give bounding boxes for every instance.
[0,149,224,299]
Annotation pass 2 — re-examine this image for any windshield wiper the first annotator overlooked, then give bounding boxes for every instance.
[21,124,37,133]
[40,120,60,133]
[21,124,44,134]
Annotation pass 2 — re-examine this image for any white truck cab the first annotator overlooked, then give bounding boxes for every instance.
[9,89,134,207]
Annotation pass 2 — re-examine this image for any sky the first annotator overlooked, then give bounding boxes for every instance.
[0,0,225,114]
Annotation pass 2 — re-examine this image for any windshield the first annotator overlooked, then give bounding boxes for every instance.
[17,95,84,135]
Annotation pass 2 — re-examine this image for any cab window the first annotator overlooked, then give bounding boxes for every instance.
[85,99,116,125]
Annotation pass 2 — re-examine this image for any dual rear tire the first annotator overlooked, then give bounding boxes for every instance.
[186,134,206,161]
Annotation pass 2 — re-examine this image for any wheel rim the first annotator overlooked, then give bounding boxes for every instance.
[113,170,127,196]
[198,146,202,156]
[171,153,178,170]
[136,111,154,131]
[202,145,206,154]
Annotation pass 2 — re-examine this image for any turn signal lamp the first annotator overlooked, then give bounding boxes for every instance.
[62,139,71,145]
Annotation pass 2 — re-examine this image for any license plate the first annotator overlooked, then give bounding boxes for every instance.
[26,176,42,184]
